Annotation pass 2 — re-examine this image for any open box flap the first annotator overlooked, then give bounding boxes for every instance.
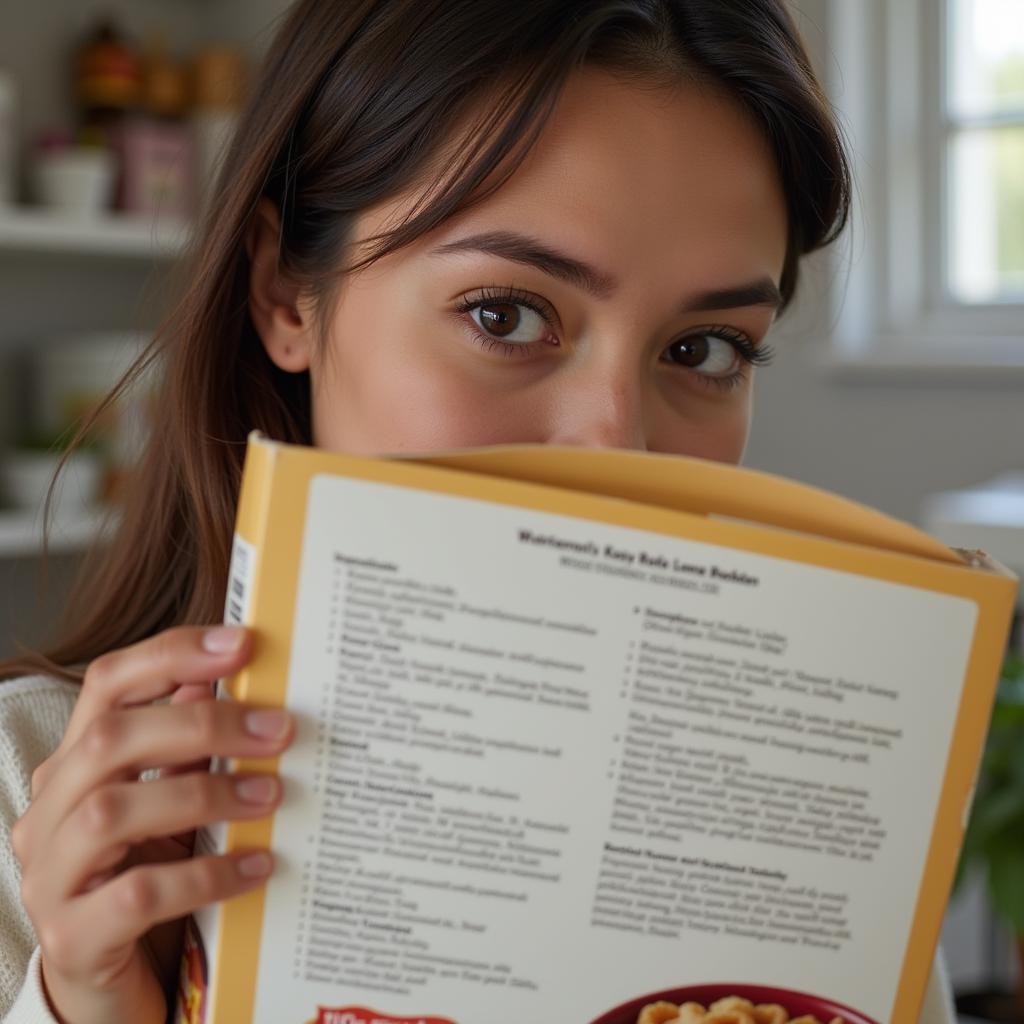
[410,445,968,566]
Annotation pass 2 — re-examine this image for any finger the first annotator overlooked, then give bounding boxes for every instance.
[169,683,216,705]
[15,701,292,864]
[158,683,217,779]
[46,771,282,899]
[56,626,253,757]
[41,850,274,978]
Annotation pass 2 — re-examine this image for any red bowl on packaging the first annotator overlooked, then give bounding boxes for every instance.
[589,982,880,1024]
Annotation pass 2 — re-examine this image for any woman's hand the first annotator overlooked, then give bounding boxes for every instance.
[10,625,294,1024]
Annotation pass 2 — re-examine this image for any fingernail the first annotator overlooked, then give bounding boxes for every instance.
[238,851,273,878]
[245,709,289,739]
[236,776,277,803]
[202,625,246,654]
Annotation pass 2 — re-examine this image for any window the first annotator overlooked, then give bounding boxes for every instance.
[945,0,1024,304]
[823,0,1024,370]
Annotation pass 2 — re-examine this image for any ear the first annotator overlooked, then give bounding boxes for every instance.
[245,198,314,373]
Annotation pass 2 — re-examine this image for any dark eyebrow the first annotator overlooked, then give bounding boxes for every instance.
[431,231,617,298]
[681,278,783,314]
[431,229,782,312]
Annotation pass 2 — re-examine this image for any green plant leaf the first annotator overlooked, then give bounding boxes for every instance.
[966,786,1024,850]
[990,699,1024,731]
[1002,653,1024,683]
[1008,737,1024,787]
[956,652,1024,904]
[987,838,1024,933]
[955,827,985,893]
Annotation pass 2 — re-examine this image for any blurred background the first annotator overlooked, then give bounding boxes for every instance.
[0,0,1021,1020]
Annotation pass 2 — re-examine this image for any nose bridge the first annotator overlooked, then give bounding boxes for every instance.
[551,351,648,450]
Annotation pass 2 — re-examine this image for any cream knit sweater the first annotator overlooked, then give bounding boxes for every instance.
[1,676,79,1023]
[0,674,959,1023]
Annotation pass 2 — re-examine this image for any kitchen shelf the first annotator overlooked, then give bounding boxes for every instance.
[0,205,191,260]
[0,507,111,558]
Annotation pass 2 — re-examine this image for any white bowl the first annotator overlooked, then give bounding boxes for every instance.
[31,148,116,217]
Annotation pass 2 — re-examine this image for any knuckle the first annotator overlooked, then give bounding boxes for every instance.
[10,816,29,863]
[30,761,52,797]
[82,713,123,760]
[190,700,221,747]
[81,789,122,835]
[83,651,118,695]
[150,626,200,670]
[116,869,160,917]
[190,860,224,903]
[20,872,41,914]
[183,773,216,817]
[146,629,179,668]
[37,921,76,972]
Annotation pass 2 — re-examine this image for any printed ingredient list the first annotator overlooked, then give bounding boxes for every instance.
[251,475,976,1024]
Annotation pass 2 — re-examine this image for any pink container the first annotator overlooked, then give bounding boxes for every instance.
[110,116,194,218]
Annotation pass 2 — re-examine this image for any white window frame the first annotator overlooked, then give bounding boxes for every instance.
[822,0,1024,377]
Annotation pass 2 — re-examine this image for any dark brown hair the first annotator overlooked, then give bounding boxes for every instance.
[3,0,850,682]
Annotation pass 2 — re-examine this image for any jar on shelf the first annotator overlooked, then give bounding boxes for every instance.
[191,46,248,211]
[108,35,195,219]
[75,19,142,148]
[30,129,116,217]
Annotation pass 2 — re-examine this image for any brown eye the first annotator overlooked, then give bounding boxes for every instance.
[663,334,738,376]
[666,336,709,367]
[478,303,521,337]
[468,301,548,344]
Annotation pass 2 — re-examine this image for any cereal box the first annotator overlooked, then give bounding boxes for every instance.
[175,434,1017,1024]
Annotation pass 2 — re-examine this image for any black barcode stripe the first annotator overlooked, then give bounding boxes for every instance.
[225,536,254,625]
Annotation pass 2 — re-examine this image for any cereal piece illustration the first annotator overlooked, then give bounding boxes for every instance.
[637,1002,683,1024]
[709,997,757,1014]
[633,996,849,1024]
[678,1004,709,1023]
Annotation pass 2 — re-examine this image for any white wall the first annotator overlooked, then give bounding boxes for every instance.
[212,0,291,55]
[745,254,1024,525]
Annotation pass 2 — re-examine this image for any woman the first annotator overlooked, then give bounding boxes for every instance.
[0,1,954,1021]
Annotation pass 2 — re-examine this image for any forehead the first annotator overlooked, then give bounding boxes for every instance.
[419,69,789,292]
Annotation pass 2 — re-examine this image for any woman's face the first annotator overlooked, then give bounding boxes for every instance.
[254,70,789,464]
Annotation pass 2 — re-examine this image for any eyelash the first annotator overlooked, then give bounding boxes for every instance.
[454,286,559,355]
[454,285,775,392]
